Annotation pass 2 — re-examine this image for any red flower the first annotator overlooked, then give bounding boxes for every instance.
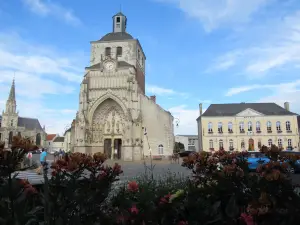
[178,221,188,225]
[128,181,139,192]
[113,163,123,174]
[51,171,57,177]
[129,204,139,214]
[159,193,172,204]
[241,213,256,225]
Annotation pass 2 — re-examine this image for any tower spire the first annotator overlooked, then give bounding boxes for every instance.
[8,78,16,102]
[5,78,17,114]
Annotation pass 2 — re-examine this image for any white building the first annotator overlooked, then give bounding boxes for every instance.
[72,12,174,160]
[64,128,71,152]
[52,136,65,152]
[175,135,199,151]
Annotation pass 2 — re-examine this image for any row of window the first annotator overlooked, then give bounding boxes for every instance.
[207,121,292,133]
[209,138,293,150]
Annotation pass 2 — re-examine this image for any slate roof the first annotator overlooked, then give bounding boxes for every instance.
[85,61,132,70]
[113,12,125,17]
[46,134,56,141]
[17,117,43,130]
[176,135,198,138]
[201,103,298,117]
[98,32,133,42]
[53,136,65,142]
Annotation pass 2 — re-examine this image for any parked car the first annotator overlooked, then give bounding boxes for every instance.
[279,151,300,173]
[247,152,270,171]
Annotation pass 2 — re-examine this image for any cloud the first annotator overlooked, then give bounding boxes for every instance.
[146,84,189,98]
[169,105,204,135]
[208,10,300,78]
[22,0,81,26]
[156,0,270,32]
[0,31,84,134]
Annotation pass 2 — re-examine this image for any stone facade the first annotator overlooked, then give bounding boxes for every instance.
[197,102,300,152]
[175,135,199,151]
[0,80,46,148]
[72,12,174,160]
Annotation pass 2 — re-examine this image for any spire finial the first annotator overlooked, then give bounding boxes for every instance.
[120,4,122,12]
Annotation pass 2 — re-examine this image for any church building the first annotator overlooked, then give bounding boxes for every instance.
[0,80,46,148]
[72,12,174,161]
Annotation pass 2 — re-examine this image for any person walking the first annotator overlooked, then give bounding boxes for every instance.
[27,151,33,166]
[38,148,47,174]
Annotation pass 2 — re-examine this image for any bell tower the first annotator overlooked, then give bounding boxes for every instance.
[112,12,127,33]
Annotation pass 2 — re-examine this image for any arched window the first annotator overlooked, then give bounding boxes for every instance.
[208,122,213,133]
[218,122,223,133]
[268,139,272,147]
[117,46,122,57]
[228,122,233,132]
[241,140,245,148]
[36,133,41,146]
[278,138,282,148]
[286,121,291,131]
[248,121,252,131]
[105,47,111,57]
[10,120,13,126]
[8,131,13,145]
[229,139,234,150]
[258,140,262,148]
[18,132,21,137]
[267,121,272,131]
[219,139,223,149]
[288,139,292,147]
[239,122,244,132]
[276,121,281,131]
[158,144,164,155]
[209,139,213,149]
[256,121,261,132]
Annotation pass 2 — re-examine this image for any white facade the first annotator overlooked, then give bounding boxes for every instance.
[175,135,199,151]
[72,12,174,160]
[64,129,71,152]
[52,136,65,152]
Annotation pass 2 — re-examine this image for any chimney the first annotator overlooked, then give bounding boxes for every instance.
[199,103,203,116]
[284,102,290,111]
[150,95,156,103]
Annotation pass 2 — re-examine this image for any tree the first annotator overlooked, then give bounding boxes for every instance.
[174,142,185,153]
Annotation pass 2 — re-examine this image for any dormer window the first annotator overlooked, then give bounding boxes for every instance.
[105,47,111,57]
[116,17,120,23]
[117,47,122,57]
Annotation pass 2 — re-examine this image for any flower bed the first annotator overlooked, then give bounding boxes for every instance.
[1,137,300,224]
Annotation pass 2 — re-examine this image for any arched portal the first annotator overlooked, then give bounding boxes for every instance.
[36,133,41,146]
[248,138,254,151]
[91,98,126,159]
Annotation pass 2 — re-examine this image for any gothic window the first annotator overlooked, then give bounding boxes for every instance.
[278,139,282,148]
[18,132,21,137]
[209,139,213,149]
[158,144,164,155]
[117,47,122,57]
[8,131,13,145]
[276,121,281,131]
[228,122,233,132]
[267,121,272,131]
[288,139,292,147]
[36,133,41,146]
[286,121,291,131]
[208,122,213,133]
[256,121,261,131]
[218,122,223,133]
[219,139,223,149]
[229,139,234,150]
[268,139,272,147]
[11,120,13,127]
[239,122,244,132]
[105,47,111,57]
[248,121,252,131]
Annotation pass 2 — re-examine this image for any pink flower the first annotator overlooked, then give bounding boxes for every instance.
[241,213,256,225]
[128,181,139,192]
[178,221,188,225]
[129,204,139,214]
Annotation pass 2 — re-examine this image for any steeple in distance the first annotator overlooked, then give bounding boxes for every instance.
[5,78,17,114]
[112,11,127,33]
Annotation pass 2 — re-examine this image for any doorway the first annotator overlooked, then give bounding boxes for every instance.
[248,138,254,151]
[114,139,122,160]
[104,139,112,158]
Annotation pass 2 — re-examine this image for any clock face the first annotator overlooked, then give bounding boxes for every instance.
[105,61,115,71]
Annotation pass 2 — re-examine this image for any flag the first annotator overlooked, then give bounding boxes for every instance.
[144,127,147,135]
